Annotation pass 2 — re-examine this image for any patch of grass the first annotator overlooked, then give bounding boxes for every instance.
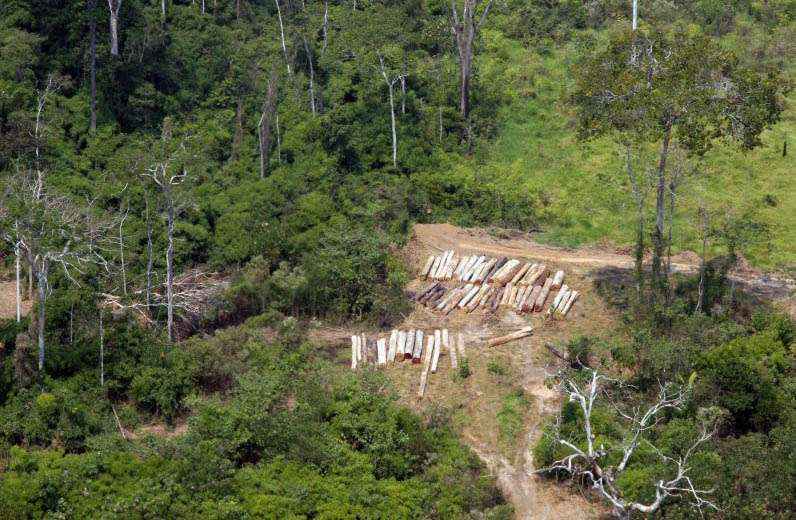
[456,358,472,380]
[487,358,510,377]
[462,38,796,273]
[497,388,531,447]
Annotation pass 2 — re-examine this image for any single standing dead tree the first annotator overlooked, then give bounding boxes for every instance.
[88,0,98,133]
[107,0,122,56]
[450,0,492,122]
[275,0,292,77]
[377,52,406,168]
[140,121,192,342]
[537,369,720,519]
[258,67,279,179]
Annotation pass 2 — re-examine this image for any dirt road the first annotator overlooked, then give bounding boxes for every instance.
[410,223,795,315]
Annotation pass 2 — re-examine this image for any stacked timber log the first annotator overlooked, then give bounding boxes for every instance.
[414,251,581,318]
[349,328,466,400]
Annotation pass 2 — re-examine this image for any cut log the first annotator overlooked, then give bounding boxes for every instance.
[418,335,435,398]
[491,259,519,284]
[441,286,466,314]
[475,287,495,311]
[458,284,481,308]
[522,286,541,313]
[533,277,554,312]
[397,330,407,359]
[487,326,534,347]
[524,265,547,287]
[560,290,579,316]
[464,256,485,282]
[436,250,453,278]
[444,329,457,369]
[509,285,520,305]
[456,255,475,280]
[500,283,513,305]
[457,332,466,359]
[359,334,366,363]
[426,287,447,307]
[490,286,504,311]
[551,270,565,290]
[474,258,497,283]
[415,330,424,358]
[467,284,490,311]
[377,338,387,366]
[421,255,435,279]
[513,286,529,309]
[405,329,416,361]
[434,287,458,311]
[549,285,569,314]
[351,336,358,370]
[484,257,507,282]
[454,255,470,279]
[388,330,398,362]
[412,330,424,363]
[431,329,442,373]
[508,262,532,285]
[488,258,513,283]
[417,283,441,303]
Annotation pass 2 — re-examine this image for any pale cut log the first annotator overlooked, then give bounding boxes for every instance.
[436,250,452,278]
[388,330,398,362]
[549,285,569,313]
[533,277,554,312]
[501,283,514,305]
[456,255,475,280]
[464,256,486,282]
[513,286,529,308]
[474,287,495,312]
[519,264,539,285]
[521,286,541,313]
[428,255,442,280]
[351,336,358,370]
[443,256,457,279]
[454,255,470,278]
[474,258,497,284]
[377,338,387,366]
[457,332,467,359]
[397,330,407,359]
[415,330,424,358]
[487,326,534,347]
[434,287,458,310]
[426,287,447,307]
[508,285,519,305]
[551,288,571,315]
[491,259,519,283]
[406,329,416,357]
[524,265,547,287]
[418,335,435,397]
[484,257,507,282]
[421,333,433,363]
[420,255,435,279]
[490,286,504,311]
[508,262,532,285]
[551,270,565,290]
[412,330,424,363]
[560,290,579,316]
[441,287,465,314]
[495,260,523,286]
[444,329,457,369]
[431,329,442,373]
[458,284,481,308]
[467,284,490,311]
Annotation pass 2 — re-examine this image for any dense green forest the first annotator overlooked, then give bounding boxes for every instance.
[1,0,794,517]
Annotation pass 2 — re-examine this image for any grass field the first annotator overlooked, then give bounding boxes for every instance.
[462,32,796,273]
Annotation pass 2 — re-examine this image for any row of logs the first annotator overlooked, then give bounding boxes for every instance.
[414,264,578,317]
[350,329,467,398]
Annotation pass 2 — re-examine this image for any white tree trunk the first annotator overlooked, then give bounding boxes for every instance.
[119,209,127,295]
[632,0,638,30]
[99,310,105,385]
[15,241,21,323]
[108,0,121,56]
[387,82,397,167]
[37,266,48,371]
[275,0,291,76]
[166,199,175,342]
[303,37,317,115]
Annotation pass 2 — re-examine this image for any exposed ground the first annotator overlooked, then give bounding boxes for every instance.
[316,223,794,519]
[0,280,31,321]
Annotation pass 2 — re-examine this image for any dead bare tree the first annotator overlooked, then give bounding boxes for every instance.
[107,0,122,56]
[275,0,292,77]
[258,67,279,179]
[377,52,406,169]
[537,369,720,519]
[88,0,98,133]
[450,0,492,122]
[140,120,192,342]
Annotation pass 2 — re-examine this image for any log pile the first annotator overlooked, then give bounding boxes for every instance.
[349,328,467,399]
[416,252,580,318]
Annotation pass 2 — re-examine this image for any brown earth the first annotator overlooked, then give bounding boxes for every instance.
[0,280,31,321]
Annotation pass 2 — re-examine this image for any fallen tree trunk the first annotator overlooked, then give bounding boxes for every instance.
[405,329,416,361]
[431,329,442,373]
[444,329,457,369]
[388,329,398,362]
[551,269,565,289]
[533,277,554,312]
[454,255,471,279]
[377,338,387,366]
[412,330,424,363]
[351,336,358,370]
[560,290,579,316]
[418,335,435,398]
[509,262,533,285]
[487,326,534,347]
[522,285,541,313]
[421,255,435,279]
